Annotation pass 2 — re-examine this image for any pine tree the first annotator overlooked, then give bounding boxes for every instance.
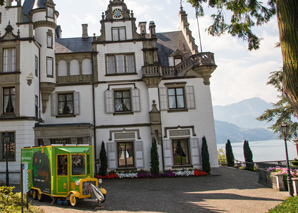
[99,141,108,176]
[201,136,210,173]
[150,138,159,176]
[225,139,235,167]
[243,140,254,171]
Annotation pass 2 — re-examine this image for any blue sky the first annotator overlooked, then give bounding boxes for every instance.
[55,0,282,106]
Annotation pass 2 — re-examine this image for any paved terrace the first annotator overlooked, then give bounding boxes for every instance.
[15,166,289,213]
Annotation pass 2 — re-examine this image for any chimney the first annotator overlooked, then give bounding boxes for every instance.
[82,24,88,38]
[138,22,147,37]
[55,25,62,38]
[149,21,156,38]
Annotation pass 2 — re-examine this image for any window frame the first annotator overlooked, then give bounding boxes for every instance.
[58,93,74,116]
[106,53,136,75]
[35,55,38,77]
[172,138,190,166]
[117,142,135,168]
[3,87,15,114]
[47,35,53,49]
[47,6,54,18]
[1,132,16,161]
[46,57,53,77]
[168,87,186,110]
[71,153,86,176]
[3,48,16,73]
[112,27,126,41]
[114,90,132,113]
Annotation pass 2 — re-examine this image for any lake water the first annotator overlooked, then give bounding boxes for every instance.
[217,140,298,162]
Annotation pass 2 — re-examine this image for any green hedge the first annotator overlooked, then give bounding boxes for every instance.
[0,186,43,213]
[268,196,298,213]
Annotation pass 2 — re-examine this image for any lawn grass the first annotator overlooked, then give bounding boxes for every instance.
[268,196,298,213]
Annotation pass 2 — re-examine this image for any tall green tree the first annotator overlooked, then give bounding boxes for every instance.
[99,141,108,176]
[150,139,159,176]
[243,140,254,170]
[201,136,211,173]
[225,139,235,167]
[187,0,298,120]
[257,70,298,139]
[0,1,4,6]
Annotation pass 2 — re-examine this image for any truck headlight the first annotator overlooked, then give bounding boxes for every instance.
[98,179,103,184]
[75,181,80,186]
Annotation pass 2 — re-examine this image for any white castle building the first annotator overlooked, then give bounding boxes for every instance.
[0,0,219,183]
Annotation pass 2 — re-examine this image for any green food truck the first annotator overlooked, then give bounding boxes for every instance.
[21,144,106,206]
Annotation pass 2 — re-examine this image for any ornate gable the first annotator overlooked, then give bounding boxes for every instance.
[0,24,20,41]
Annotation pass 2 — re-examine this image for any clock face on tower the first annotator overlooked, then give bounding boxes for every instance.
[112,8,123,18]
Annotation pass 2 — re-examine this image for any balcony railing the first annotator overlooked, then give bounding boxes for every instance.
[142,52,216,78]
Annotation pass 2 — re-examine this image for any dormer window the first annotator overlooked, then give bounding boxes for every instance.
[112,27,126,41]
[47,6,54,18]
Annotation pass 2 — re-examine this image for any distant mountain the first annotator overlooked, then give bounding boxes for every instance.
[213,97,273,129]
[215,120,278,144]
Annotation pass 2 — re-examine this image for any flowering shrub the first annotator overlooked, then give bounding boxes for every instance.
[267,166,298,178]
[95,169,208,179]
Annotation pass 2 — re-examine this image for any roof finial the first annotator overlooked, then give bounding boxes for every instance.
[180,0,183,11]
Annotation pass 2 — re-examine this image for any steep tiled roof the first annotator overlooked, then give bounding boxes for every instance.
[156,31,192,67]
[55,37,93,53]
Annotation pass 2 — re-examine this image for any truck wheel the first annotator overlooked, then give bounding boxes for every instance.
[37,191,44,202]
[32,190,38,200]
[69,193,77,207]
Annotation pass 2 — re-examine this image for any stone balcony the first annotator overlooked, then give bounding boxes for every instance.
[142,52,217,85]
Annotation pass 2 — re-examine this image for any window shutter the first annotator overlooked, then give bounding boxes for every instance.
[186,86,196,109]
[104,90,114,114]
[74,92,80,115]
[51,93,57,116]
[107,142,117,169]
[132,89,141,112]
[159,87,168,111]
[163,139,173,167]
[134,141,144,168]
[190,138,200,166]
[126,55,135,73]
[116,55,125,73]
[107,56,115,74]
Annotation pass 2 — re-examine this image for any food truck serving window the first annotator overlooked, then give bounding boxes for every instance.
[72,154,86,175]
[57,155,68,176]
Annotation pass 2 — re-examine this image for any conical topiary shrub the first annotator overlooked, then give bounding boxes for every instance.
[225,139,235,167]
[150,138,159,176]
[99,141,108,176]
[201,136,211,173]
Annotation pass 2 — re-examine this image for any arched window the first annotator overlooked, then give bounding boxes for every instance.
[58,60,67,76]
[70,59,80,76]
[82,59,92,75]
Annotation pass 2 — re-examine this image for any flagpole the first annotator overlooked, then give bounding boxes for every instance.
[196,8,203,53]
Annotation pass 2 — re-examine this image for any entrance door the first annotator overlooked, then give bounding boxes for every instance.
[57,154,69,193]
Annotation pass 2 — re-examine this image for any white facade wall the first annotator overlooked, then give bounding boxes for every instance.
[95,82,150,126]
[159,78,219,169]
[19,42,40,117]
[43,85,94,124]
[0,6,18,30]
[96,126,152,170]
[0,120,35,184]
[97,41,144,80]
[105,21,133,41]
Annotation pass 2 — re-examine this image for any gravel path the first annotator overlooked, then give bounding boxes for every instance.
[16,166,288,213]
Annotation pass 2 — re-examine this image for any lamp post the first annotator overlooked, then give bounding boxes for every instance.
[4,132,10,187]
[279,122,293,197]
